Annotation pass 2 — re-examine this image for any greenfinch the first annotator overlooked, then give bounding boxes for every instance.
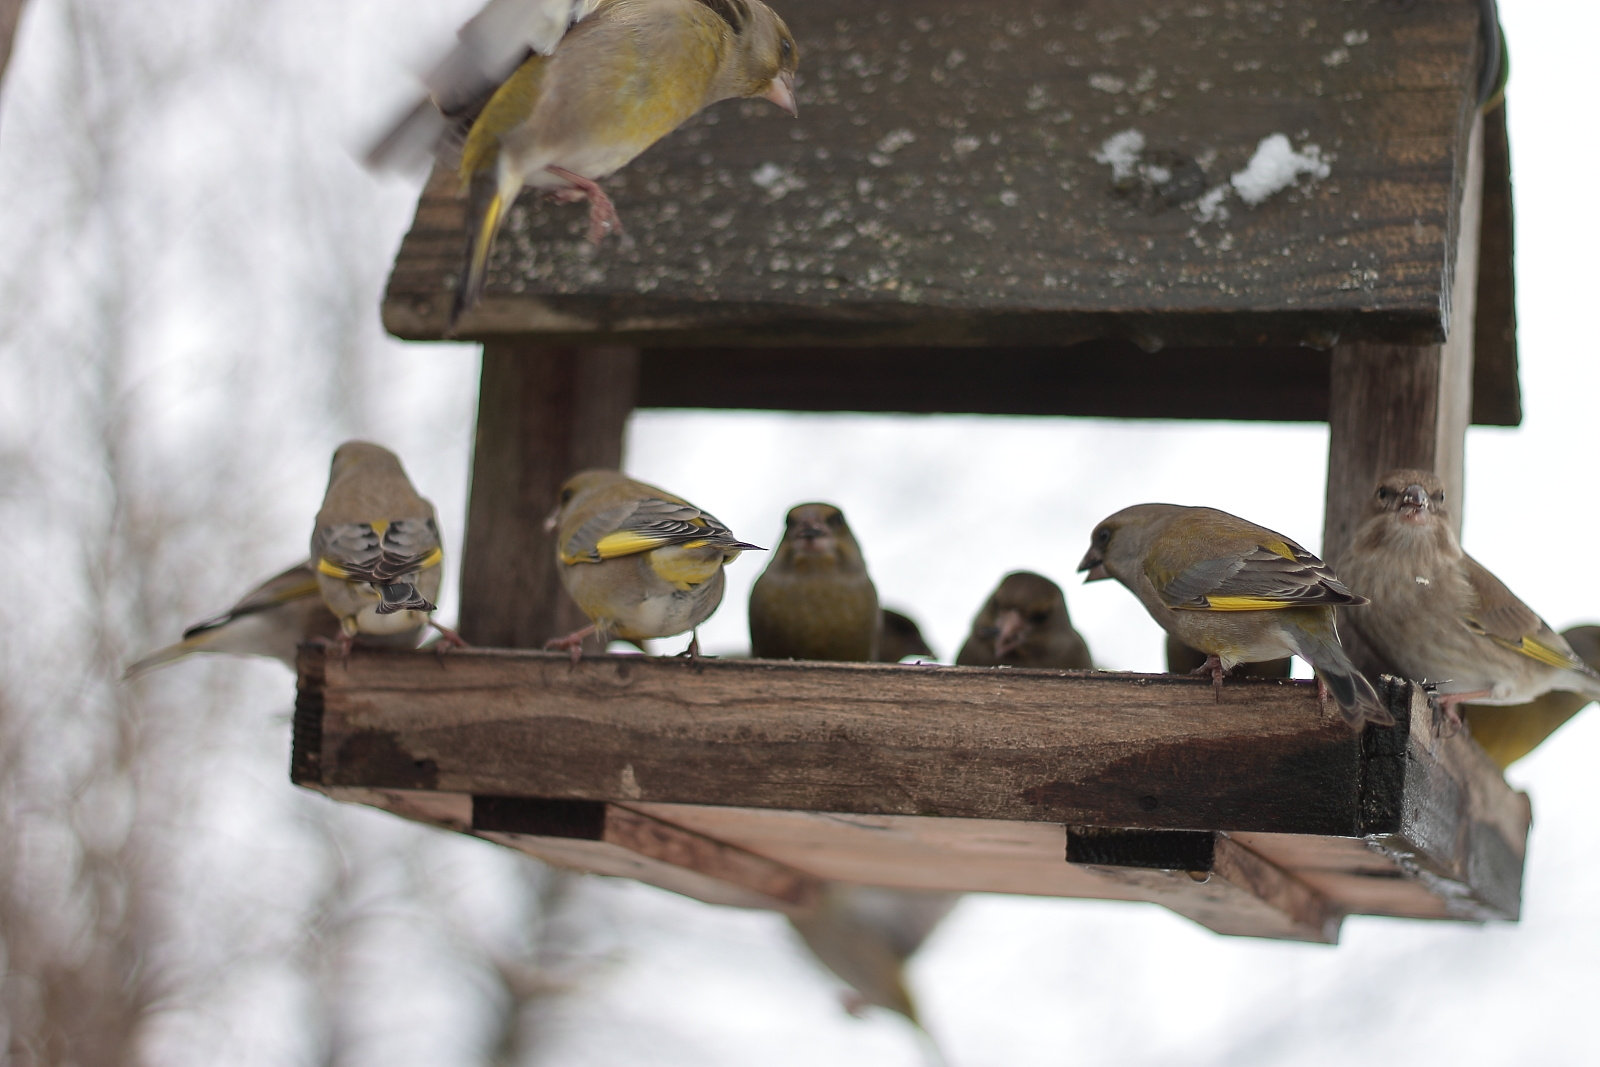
[450,0,800,324]
[749,503,879,662]
[312,441,460,654]
[789,884,958,1027]
[545,469,759,658]
[1078,504,1390,728]
[123,562,428,679]
[1339,469,1600,726]
[1464,625,1600,769]
[1165,635,1290,679]
[877,608,934,663]
[956,571,1093,670]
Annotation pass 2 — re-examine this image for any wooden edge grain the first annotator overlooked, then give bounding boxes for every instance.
[607,804,821,911]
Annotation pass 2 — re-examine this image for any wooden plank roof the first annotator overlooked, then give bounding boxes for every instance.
[380,0,1514,420]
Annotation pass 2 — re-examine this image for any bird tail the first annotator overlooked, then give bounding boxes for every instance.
[1283,616,1394,730]
[451,171,507,328]
[375,580,436,616]
[122,637,204,680]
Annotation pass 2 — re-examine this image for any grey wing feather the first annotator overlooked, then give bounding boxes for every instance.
[564,498,759,562]
[316,518,442,583]
[1162,545,1366,609]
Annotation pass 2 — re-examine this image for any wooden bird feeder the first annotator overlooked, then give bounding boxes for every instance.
[294,0,1530,942]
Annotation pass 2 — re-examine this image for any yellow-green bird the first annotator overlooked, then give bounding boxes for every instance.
[1078,504,1390,728]
[1339,469,1600,727]
[545,469,760,658]
[1464,625,1600,769]
[956,571,1093,670]
[123,561,428,679]
[312,441,461,654]
[749,503,879,661]
[450,0,800,324]
[790,884,958,1029]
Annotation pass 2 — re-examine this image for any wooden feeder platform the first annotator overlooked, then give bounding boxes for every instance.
[309,0,1534,942]
[294,648,1530,943]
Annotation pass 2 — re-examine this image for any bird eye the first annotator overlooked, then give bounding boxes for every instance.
[1377,487,1393,501]
[560,488,575,504]
[780,37,793,58]
[1028,610,1050,624]
[826,513,843,528]
[1094,527,1111,546]
[1435,491,1446,502]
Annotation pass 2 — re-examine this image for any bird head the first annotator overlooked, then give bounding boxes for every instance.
[717,0,800,116]
[978,572,1067,659]
[775,502,864,571]
[1371,469,1449,528]
[544,469,630,532]
[329,440,403,483]
[1078,504,1181,586]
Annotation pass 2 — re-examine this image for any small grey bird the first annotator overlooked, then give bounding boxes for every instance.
[749,503,880,662]
[957,571,1092,670]
[1339,468,1600,725]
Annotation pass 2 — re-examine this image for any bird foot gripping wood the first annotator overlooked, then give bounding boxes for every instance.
[675,632,703,665]
[545,165,624,244]
[1190,654,1228,703]
[545,624,598,665]
[429,623,470,661]
[1426,686,1484,738]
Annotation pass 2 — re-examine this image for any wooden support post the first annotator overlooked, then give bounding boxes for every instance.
[458,346,638,648]
[1323,112,1484,569]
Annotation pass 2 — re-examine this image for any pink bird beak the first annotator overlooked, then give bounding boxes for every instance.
[994,609,1029,659]
[763,72,798,117]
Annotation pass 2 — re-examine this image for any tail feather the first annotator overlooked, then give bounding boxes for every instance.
[1284,617,1394,730]
[122,638,203,680]
[377,581,436,615]
[451,172,506,328]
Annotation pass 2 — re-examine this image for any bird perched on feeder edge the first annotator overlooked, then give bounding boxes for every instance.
[123,561,429,679]
[1165,634,1289,679]
[956,571,1093,670]
[546,469,760,660]
[1338,469,1600,727]
[311,441,463,655]
[1078,503,1390,728]
[749,503,879,661]
[447,0,800,325]
[1464,625,1600,769]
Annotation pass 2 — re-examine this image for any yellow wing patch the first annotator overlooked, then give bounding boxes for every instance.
[316,558,351,579]
[1262,539,1297,561]
[1187,596,1296,612]
[418,546,444,570]
[1505,633,1584,670]
[459,54,548,180]
[590,530,672,560]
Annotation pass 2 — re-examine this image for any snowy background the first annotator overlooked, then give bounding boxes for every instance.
[0,0,1596,1064]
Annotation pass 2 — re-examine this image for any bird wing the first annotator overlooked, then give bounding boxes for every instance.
[314,518,444,584]
[1460,554,1592,671]
[182,562,322,639]
[1153,539,1366,611]
[560,497,755,564]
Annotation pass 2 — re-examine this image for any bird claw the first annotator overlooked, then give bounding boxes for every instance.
[545,165,624,244]
[545,625,597,665]
[1189,655,1228,703]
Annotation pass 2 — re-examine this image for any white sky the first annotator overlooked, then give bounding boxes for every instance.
[5,0,1598,1063]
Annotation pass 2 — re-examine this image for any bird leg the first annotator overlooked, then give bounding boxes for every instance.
[544,165,624,244]
[1428,689,1487,737]
[1316,676,1331,717]
[429,622,470,660]
[1189,654,1228,703]
[545,624,598,665]
[839,991,871,1019]
[676,631,702,661]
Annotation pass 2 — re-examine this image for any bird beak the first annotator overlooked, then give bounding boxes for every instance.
[1400,484,1429,510]
[1077,548,1109,582]
[763,73,798,117]
[543,502,563,533]
[993,609,1029,659]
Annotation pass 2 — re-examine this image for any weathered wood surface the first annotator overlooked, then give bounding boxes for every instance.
[457,348,637,649]
[633,338,1516,425]
[1473,102,1519,427]
[384,0,1496,356]
[293,647,1530,932]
